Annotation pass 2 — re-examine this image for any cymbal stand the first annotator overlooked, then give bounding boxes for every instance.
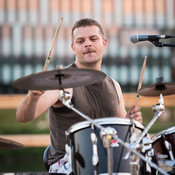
[124,93,165,160]
[123,93,166,174]
[59,90,104,130]
[59,90,116,175]
[135,93,165,146]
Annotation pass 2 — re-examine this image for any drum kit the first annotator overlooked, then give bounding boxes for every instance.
[12,67,175,175]
[0,137,24,150]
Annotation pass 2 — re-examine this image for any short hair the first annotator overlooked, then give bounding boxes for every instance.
[71,18,104,42]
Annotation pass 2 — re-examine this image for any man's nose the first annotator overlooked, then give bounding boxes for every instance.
[85,39,92,47]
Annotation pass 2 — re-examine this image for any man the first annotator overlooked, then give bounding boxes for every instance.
[16,18,142,173]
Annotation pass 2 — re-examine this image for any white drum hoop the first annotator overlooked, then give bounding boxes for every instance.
[152,126,175,142]
[67,117,145,134]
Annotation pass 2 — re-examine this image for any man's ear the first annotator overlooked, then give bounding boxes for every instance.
[103,38,107,50]
[71,43,75,53]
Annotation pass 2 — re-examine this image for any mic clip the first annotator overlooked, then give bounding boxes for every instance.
[151,40,163,47]
[150,40,175,47]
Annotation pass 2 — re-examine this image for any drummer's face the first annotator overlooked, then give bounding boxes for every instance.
[71,26,107,67]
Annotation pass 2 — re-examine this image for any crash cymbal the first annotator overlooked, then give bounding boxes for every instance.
[0,137,24,150]
[12,67,106,90]
[138,82,175,96]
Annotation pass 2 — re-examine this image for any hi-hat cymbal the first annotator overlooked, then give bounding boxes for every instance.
[0,137,24,150]
[12,67,106,90]
[138,82,175,96]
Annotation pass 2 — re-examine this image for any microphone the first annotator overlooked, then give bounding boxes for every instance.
[130,34,174,43]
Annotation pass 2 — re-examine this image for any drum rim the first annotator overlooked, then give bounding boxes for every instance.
[67,117,145,134]
[152,126,175,142]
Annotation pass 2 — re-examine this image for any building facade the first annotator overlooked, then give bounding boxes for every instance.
[0,0,175,93]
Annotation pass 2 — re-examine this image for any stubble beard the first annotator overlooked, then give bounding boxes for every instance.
[81,57,102,69]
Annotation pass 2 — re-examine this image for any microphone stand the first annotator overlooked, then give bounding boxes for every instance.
[59,90,168,175]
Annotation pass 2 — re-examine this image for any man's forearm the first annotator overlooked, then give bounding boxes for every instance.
[16,91,41,122]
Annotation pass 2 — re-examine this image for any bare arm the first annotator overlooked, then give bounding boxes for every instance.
[112,79,142,123]
[112,80,127,118]
[16,90,61,122]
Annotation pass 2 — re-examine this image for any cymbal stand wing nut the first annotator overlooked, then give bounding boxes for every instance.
[59,90,72,107]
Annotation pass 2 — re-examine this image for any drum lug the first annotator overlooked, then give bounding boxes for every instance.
[164,140,175,160]
[147,148,155,157]
[142,135,152,152]
[100,127,117,148]
[141,134,155,157]
[90,132,99,166]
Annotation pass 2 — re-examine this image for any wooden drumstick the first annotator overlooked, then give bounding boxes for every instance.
[43,17,63,71]
[135,56,147,106]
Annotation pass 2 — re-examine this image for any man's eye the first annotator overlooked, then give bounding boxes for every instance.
[77,40,84,44]
[91,38,98,41]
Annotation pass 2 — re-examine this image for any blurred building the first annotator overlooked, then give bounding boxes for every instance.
[0,0,175,93]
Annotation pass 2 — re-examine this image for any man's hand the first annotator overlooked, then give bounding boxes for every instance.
[126,105,142,123]
[28,90,45,99]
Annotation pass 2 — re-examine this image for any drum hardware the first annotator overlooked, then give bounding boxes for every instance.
[135,93,165,146]
[152,126,175,174]
[0,137,24,150]
[61,91,169,175]
[157,135,175,169]
[90,124,99,175]
[59,90,114,175]
[60,90,104,131]
[66,118,141,174]
[100,127,117,175]
[60,90,127,175]
[130,159,139,175]
[112,134,169,175]
[91,132,99,165]
[123,121,138,160]
[142,135,155,174]
[123,122,140,175]
[129,147,140,175]
[130,123,140,175]
[164,138,174,161]
[142,134,154,158]
[59,90,72,105]
[123,98,164,175]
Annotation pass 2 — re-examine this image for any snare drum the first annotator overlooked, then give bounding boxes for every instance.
[152,126,175,161]
[66,117,146,175]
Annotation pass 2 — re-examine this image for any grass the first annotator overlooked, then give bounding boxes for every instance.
[0,107,174,134]
[141,107,175,133]
[0,147,46,172]
[0,109,50,134]
[0,109,49,172]
[0,107,174,172]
